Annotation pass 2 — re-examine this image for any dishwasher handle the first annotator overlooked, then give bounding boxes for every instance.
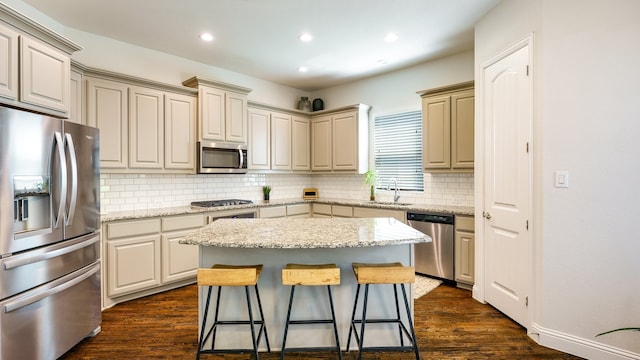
[407,212,454,225]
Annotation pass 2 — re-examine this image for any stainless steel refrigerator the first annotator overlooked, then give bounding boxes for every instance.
[0,106,101,359]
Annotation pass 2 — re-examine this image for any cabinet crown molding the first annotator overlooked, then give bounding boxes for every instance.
[416,81,474,97]
[84,67,197,96]
[309,103,371,116]
[0,2,81,54]
[182,76,252,95]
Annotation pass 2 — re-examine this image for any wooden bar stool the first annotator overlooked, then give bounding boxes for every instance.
[346,262,420,360]
[196,264,270,360]
[280,263,342,360]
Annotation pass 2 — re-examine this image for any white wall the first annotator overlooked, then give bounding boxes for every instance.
[476,0,640,358]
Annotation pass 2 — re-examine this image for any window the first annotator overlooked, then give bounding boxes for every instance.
[373,110,423,191]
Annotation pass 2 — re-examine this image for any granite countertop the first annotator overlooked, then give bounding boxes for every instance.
[180,217,430,249]
[101,198,474,222]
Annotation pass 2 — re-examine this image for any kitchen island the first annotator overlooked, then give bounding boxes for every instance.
[181,217,429,352]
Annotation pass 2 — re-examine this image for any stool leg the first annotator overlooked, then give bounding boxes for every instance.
[393,284,404,347]
[357,284,370,360]
[401,284,420,360]
[280,285,296,360]
[210,286,223,351]
[326,285,342,360]
[346,283,361,351]
[245,285,260,360]
[254,284,271,352]
[196,286,213,360]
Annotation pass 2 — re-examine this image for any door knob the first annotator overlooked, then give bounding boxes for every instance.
[482,211,492,219]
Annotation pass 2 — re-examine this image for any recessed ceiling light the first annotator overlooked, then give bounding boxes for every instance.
[384,32,399,42]
[200,33,214,42]
[298,66,309,73]
[299,33,313,42]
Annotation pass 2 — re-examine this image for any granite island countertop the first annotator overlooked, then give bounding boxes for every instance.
[101,198,474,222]
[180,217,430,248]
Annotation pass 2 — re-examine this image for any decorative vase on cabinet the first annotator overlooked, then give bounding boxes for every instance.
[312,98,324,111]
[297,97,311,112]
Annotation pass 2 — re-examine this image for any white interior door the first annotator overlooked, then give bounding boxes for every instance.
[482,44,532,327]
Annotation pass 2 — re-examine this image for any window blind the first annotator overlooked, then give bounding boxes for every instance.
[373,110,423,191]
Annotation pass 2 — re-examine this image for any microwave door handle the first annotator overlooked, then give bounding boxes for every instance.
[239,149,245,168]
[53,132,67,229]
[64,133,78,226]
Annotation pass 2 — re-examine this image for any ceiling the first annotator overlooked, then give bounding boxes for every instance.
[22,0,500,91]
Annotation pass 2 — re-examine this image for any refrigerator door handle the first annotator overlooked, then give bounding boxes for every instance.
[2,234,99,270]
[64,133,78,226]
[53,132,67,229]
[3,264,99,313]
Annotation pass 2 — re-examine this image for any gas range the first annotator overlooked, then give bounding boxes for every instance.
[190,199,253,208]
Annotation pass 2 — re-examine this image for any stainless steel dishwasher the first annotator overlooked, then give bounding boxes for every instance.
[407,212,455,280]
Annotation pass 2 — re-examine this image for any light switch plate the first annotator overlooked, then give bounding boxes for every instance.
[554,171,569,188]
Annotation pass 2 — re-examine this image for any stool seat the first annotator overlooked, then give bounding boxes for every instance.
[197,264,270,360]
[347,262,420,360]
[280,263,342,360]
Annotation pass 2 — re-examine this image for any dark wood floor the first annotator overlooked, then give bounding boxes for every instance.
[61,283,582,360]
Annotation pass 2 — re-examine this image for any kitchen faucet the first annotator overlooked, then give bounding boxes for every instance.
[388,178,400,203]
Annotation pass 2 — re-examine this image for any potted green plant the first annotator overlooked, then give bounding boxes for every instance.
[363,170,378,201]
[262,185,271,202]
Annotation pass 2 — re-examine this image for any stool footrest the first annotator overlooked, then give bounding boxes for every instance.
[288,319,335,325]
[214,320,265,326]
[282,346,344,353]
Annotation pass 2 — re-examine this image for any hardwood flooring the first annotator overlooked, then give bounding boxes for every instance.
[60,283,582,360]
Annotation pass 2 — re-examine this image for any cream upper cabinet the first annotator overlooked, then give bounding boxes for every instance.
[182,77,251,144]
[129,86,164,169]
[0,23,18,101]
[419,82,474,172]
[19,36,70,114]
[86,77,129,169]
[311,104,370,173]
[311,115,332,171]
[164,93,196,171]
[292,115,310,171]
[248,108,271,169]
[271,111,292,170]
[68,70,84,124]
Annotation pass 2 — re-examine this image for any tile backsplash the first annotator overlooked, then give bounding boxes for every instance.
[100,172,473,214]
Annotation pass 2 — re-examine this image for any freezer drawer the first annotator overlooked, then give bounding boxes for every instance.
[0,262,101,360]
[0,232,100,301]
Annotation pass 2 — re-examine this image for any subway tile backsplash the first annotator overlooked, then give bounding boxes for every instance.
[100,172,473,214]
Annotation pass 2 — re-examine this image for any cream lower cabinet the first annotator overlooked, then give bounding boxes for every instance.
[454,215,475,288]
[259,204,310,218]
[352,207,406,224]
[104,214,204,308]
[312,203,332,218]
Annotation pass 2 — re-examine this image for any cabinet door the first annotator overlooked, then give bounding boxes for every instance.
[248,108,271,169]
[455,230,475,285]
[19,36,70,113]
[165,93,196,171]
[107,234,161,297]
[68,70,83,124]
[199,85,225,141]
[352,207,406,224]
[259,206,287,218]
[129,86,164,169]
[292,115,310,171]
[451,89,475,169]
[332,111,358,170]
[161,230,199,283]
[271,112,292,170]
[311,115,332,170]
[0,24,18,101]
[225,91,247,143]
[422,94,451,170]
[86,78,129,169]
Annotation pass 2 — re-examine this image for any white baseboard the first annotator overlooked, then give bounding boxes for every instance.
[531,323,640,360]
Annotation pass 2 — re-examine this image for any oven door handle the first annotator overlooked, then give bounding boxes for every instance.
[4,264,99,313]
[2,235,99,270]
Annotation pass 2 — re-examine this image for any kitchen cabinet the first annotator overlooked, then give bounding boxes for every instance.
[311,104,370,173]
[68,68,84,124]
[352,207,406,224]
[248,104,311,172]
[86,71,197,173]
[259,204,310,218]
[259,206,287,219]
[454,215,475,288]
[103,213,204,308]
[312,203,332,218]
[418,82,474,172]
[182,76,251,143]
[0,18,80,117]
[286,203,311,218]
[331,205,353,218]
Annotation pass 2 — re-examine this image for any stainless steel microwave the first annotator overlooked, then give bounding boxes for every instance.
[197,141,248,174]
